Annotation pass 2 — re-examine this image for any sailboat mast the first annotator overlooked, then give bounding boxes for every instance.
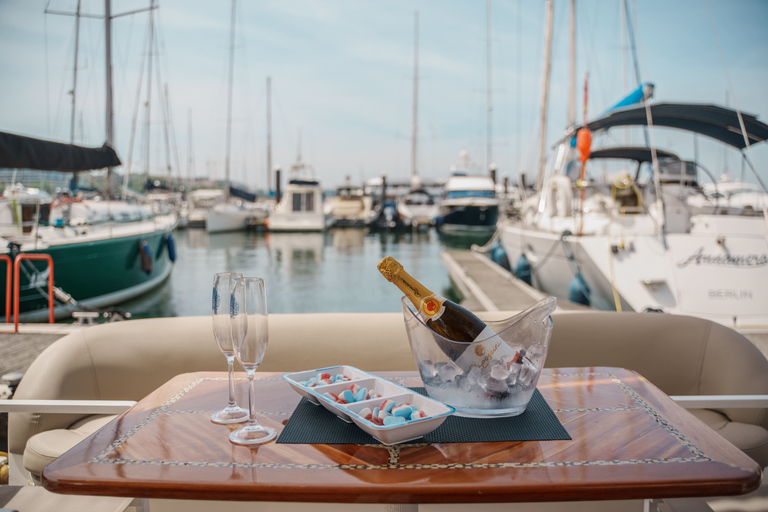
[411,11,419,182]
[567,0,576,128]
[267,76,272,193]
[145,0,155,184]
[536,0,554,189]
[104,0,115,197]
[224,0,236,198]
[486,0,493,174]
[187,109,194,181]
[70,0,82,143]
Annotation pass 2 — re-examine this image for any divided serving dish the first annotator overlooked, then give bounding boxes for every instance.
[283,365,455,445]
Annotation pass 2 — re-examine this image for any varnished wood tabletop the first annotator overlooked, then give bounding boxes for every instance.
[41,368,762,503]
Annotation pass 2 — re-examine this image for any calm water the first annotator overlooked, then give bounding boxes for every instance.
[118,228,491,319]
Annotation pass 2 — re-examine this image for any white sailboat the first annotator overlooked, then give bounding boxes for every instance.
[495,0,768,333]
[498,102,768,332]
[206,0,261,234]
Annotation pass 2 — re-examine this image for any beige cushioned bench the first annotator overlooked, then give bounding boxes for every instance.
[8,310,768,485]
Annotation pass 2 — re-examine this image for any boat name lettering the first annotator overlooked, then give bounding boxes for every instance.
[677,247,768,269]
[708,289,754,301]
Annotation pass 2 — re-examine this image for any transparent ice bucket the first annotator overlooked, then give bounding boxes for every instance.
[402,295,557,418]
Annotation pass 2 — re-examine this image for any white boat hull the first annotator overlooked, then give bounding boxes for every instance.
[499,216,768,331]
[267,213,326,232]
[206,205,256,233]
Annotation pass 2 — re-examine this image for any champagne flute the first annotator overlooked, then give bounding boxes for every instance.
[230,276,277,445]
[211,272,248,424]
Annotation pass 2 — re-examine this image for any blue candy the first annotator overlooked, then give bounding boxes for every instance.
[383,415,406,426]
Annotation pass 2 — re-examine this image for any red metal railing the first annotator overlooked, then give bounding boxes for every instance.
[12,254,55,333]
[0,255,11,327]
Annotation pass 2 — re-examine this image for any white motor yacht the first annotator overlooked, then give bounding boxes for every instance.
[266,158,326,232]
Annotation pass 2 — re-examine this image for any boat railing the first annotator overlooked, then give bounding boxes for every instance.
[8,253,54,333]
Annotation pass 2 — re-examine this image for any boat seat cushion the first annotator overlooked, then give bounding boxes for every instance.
[23,415,117,484]
[689,409,768,467]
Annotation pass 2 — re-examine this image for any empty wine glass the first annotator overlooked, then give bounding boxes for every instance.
[229,276,276,445]
[211,272,248,424]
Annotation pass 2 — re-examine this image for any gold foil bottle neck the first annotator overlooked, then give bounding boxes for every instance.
[377,256,403,282]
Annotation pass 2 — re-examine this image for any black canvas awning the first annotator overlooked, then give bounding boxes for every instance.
[229,185,256,203]
[588,147,678,163]
[584,103,768,149]
[0,131,121,172]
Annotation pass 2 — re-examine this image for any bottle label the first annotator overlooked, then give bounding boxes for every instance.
[418,294,446,322]
[454,325,519,372]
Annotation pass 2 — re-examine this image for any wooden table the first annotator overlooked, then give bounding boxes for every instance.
[42,368,761,504]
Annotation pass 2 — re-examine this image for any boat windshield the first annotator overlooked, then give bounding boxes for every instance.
[446,190,495,200]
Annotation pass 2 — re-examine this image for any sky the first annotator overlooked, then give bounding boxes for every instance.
[1,0,767,191]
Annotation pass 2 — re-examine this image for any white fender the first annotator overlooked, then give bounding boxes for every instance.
[544,175,573,218]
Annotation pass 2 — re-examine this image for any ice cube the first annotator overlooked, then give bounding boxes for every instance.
[506,362,521,386]
[425,374,446,389]
[455,374,472,393]
[519,358,539,388]
[478,373,508,394]
[466,366,483,386]
[528,344,547,368]
[437,362,459,383]
[490,363,510,381]
[419,360,438,380]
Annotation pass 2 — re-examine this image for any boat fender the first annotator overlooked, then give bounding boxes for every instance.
[545,175,573,218]
[568,273,591,306]
[490,243,510,271]
[166,234,177,262]
[139,241,153,275]
[514,254,532,286]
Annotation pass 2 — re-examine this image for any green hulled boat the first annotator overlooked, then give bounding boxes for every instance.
[0,131,178,321]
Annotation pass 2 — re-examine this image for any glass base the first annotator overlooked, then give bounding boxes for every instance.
[211,406,249,424]
[230,424,277,445]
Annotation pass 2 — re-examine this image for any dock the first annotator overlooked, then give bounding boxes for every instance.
[441,249,590,313]
[0,324,84,378]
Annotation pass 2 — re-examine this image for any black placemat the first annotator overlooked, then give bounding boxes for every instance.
[277,387,570,445]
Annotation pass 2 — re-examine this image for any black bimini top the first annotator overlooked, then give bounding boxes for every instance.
[0,131,121,171]
[584,103,768,149]
[588,147,678,164]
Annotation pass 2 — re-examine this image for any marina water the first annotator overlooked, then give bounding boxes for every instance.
[118,228,488,319]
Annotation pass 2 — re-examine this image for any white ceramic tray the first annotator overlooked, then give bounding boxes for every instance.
[282,365,455,445]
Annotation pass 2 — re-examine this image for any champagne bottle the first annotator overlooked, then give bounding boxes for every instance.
[378,256,510,369]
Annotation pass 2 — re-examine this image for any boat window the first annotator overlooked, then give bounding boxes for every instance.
[306,192,314,211]
[292,193,301,212]
[446,190,495,200]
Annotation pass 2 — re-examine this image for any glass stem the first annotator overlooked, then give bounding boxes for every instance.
[227,356,236,407]
[248,372,256,426]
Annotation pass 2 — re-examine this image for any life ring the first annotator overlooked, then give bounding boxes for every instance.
[544,175,573,218]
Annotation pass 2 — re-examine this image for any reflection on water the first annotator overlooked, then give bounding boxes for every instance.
[120,227,484,319]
